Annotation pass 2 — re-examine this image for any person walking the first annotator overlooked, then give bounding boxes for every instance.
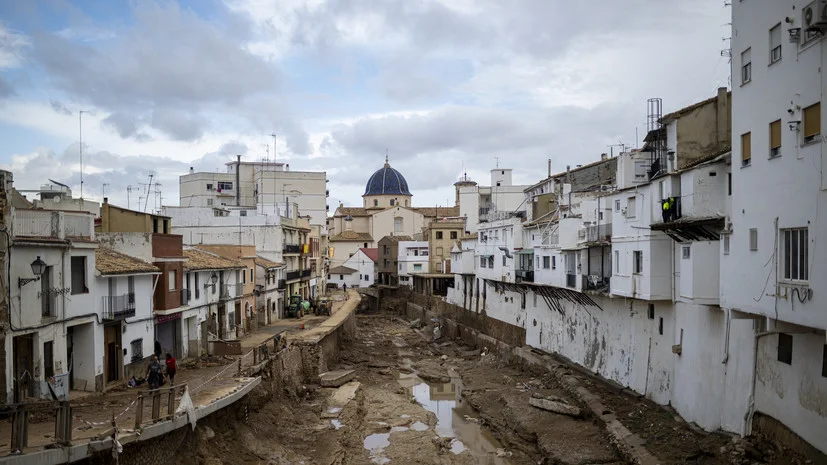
[165,353,177,387]
[146,354,163,390]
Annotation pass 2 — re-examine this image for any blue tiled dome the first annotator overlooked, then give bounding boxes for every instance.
[364,157,411,196]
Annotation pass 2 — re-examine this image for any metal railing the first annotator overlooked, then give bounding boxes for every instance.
[13,209,94,239]
[566,273,578,289]
[283,244,302,254]
[277,279,286,289]
[286,270,301,281]
[584,275,611,291]
[221,283,243,299]
[515,270,534,283]
[582,223,613,243]
[655,196,682,223]
[102,293,136,320]
[301,269,312,278]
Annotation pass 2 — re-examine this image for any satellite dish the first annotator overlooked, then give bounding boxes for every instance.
[53,196,61,203]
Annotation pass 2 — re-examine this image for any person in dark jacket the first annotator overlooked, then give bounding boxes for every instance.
[146,355,163,390]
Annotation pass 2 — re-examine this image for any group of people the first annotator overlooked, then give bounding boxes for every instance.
[145,352,177,390]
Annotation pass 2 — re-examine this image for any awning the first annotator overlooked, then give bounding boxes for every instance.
[515,249,534,255]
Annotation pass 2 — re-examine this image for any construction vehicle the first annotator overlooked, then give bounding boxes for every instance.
[315,297,331,316]
[286,294,310,318]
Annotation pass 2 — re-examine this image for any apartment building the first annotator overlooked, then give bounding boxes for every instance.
[397,240,429,287]
[455,168,532,234]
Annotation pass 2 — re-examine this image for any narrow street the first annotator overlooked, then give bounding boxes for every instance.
[186,314,624,465]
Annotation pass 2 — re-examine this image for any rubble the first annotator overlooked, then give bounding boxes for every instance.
[529,397,583,418]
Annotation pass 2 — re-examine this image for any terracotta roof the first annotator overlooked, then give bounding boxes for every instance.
[336,207,370,217]
[378,235,413,244]
[183,248,244,271]
[254,256,283,269]
[360,248,379,262]
[329,265,357,274]
[330,231,373,242]
[96,248,159,275]
[414,206,460,218]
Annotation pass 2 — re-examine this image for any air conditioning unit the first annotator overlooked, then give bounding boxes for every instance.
[803,0,827,31]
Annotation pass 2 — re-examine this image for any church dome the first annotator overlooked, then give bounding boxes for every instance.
[364,157,412,196]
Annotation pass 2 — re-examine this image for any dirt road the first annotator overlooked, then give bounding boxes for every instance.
[183,314,625,464]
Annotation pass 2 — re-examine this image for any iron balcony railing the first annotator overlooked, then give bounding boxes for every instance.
[102,293,136,320]
[515,270,534,283]
[286,270,301,281]
[584,275,611,291]
[283,244,302,254]
[301,269,312,278]
[277,279,286,289]
[655,196,682,224]
[581,223,613,243]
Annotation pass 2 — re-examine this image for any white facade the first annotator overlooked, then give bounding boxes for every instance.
[476,216,525,284]
[398,241,429,287]
[179,161,328,228]
[456,168,532,234]
[328,249,376,289]
[726,0,827,452]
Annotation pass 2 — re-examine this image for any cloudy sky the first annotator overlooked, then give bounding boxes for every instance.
[0,0,731,212]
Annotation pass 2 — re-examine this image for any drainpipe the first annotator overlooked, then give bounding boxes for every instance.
[236,155,241,207]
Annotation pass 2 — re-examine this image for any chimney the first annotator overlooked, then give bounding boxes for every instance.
[601,153,608,161]
[236,155,241,207]
[716,86,730,149]
[547,159,552,177]
[103,197,108,204]
[189,166,194,173]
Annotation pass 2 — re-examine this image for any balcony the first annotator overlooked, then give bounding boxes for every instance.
[102,293,136,320]
[286,270,301,281]
[277,279,286,289]
[301,269,312,279]
[180,289,191,306]
[515,270,534,283]
[566,273,578,289]
[580,223,612,243]
[220,283,243,299]
[13,209,94,240]
[654,196,682,224]
[584,275,611,292]
[283,244,302,254]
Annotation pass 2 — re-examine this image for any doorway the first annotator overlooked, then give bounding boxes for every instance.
[104,323,122,384]
[12,334,35,402]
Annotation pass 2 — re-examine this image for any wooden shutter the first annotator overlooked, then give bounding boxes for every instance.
[770,120,781,149]
[741,132,752,163]
[803,102,821,138]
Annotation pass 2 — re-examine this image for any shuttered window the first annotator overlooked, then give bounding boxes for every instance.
[769,120,781,157]
[803,102,821,142]
[741,132,752,166]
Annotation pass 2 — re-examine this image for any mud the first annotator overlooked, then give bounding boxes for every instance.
[180,314,625,464]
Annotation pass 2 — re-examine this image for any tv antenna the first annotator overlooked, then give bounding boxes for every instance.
[126,185,136,209]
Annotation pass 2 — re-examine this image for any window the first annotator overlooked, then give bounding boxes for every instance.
[598,211,603,220]
[728,173,732,196]
[240,210,247,216]
[723,235,730,255]
[769,120,781,157]
[250,268,254,282]
[70,256,87,295]
[782,228,809,282]
[614,251,619,273]
[488,256,494,268]
[339,274,344,279]
[436,231,443,239]
[803,102,821,143]
[552,256,556,270]
[364,274,369,282]
[131,339,144,362]
[769,24,782,63]
[206,198,214,206]
[626,197,636,218]
[169,270,176,290]
[741,48,751,84]
[614,200,620,212]
[741,132,751,166]
[543,256,550,269]
[633,251,643,274]
[394,217,403,233]
[41,265,53,317]
[242,269,246,284]
[206,183,213,190]
[658,317,664,335]
[43,341,54,379]
[217,181,233,191]
[749,228,758,251]
[390,199,395,206]
[777,333,792,365]
[373,199,378,207]
[648,304,655,320]
[480,257,485,268]
[502,255,507,266]
[450,231,458,239]
[413,264,422,271]
[682,246,691,259]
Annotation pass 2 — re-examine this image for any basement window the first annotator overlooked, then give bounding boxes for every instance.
[648,304,655,320]
[777,333,792,365]
[749,228,758,251]
[658,317,664,335]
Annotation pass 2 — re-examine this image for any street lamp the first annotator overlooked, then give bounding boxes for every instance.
[205,272,219,288]
[19,256,47,287]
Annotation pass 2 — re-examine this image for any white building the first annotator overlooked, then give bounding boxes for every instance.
[327,248,377,289]
[455,168,532,234]
[255,255,285,322]
[179,159,328,228]
[727,0,827,452]
[397,240,429,287]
